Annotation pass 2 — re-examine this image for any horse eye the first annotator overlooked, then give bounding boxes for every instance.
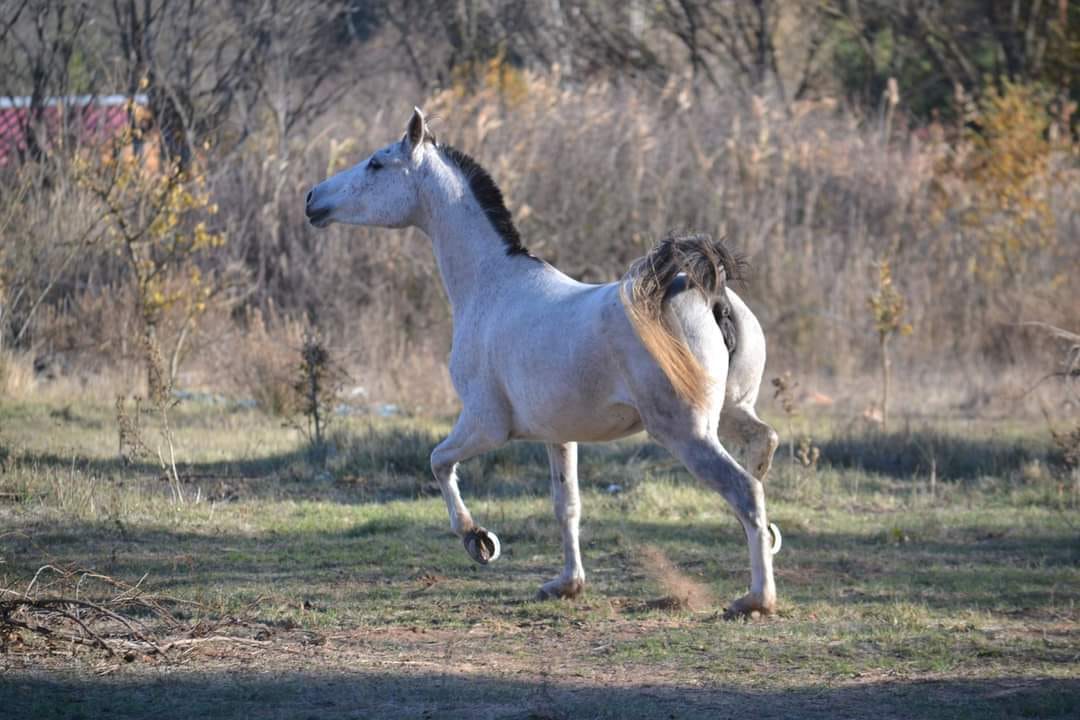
[369,158,383,171]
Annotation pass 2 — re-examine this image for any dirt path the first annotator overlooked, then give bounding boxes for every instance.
[5,617,1077,720]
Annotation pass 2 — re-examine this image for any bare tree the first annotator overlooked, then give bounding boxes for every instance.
[649,0,829,103]
[241,0,353,155]
[0,1,91,163]
[823,0,1077,114]
[555,1,666,84]
[109,0,255,168]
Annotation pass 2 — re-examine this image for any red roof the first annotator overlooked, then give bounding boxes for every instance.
[0,94,148,165]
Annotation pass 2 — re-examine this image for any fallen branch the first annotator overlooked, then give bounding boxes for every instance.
[0,565,269,663]
[159,636,270,651]
[1,601,115,657]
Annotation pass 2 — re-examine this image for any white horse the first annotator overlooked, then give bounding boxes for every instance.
[306,108,781,616]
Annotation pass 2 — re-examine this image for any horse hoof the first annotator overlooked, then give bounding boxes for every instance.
[722,591,776,620]
[463,527,501,565]
[536,577,584,601]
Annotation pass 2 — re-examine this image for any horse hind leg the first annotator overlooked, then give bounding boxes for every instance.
[719,403,780,481]
[663,434,778,616]
[719,289,777,480]
[537,442,586,600]
[430,414,508,564]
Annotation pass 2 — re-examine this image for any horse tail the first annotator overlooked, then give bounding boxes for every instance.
[620,233,742,409]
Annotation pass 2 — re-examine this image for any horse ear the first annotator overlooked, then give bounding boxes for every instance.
[405,107,427,151]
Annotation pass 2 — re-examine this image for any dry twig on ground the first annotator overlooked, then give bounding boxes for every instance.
[0,565,269,662]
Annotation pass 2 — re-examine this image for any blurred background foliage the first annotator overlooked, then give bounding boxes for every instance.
[0,0,1076,418]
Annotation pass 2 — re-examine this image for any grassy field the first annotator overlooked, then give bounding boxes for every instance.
[1,398,1077,719]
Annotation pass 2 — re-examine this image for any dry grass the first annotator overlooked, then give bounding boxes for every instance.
[0,349,36,397]
[4,73,1076,416]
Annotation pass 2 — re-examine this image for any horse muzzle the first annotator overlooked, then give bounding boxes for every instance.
[305,188,333,227]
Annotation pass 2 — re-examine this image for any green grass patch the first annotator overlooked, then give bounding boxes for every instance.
[1,399,1077,718]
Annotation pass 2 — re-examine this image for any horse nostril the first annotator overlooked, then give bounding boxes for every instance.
[305,189,314,208]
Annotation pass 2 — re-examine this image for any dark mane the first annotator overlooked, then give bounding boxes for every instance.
[439,144,534,258]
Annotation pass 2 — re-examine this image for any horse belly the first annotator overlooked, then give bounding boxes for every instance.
[509,399,643,443]
[565,402,644,441]
[503,349,643,442]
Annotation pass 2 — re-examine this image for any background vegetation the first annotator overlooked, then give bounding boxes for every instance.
[0,0,1075,418]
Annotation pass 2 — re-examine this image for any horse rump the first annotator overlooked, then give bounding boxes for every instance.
[620,232,744,407]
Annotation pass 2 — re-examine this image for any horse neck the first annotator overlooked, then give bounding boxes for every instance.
[417,163,534,313]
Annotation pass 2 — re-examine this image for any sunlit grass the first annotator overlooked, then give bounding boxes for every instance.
[1,398,1077,718]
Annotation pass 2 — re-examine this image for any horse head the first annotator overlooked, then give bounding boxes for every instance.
[306,107,433,229]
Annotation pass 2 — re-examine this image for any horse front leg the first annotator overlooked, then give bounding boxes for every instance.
[430,414,508,564]
[537,442,586,599]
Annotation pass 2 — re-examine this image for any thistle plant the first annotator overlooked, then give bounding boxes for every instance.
[291,331,347,461]
[771,371,799,462]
